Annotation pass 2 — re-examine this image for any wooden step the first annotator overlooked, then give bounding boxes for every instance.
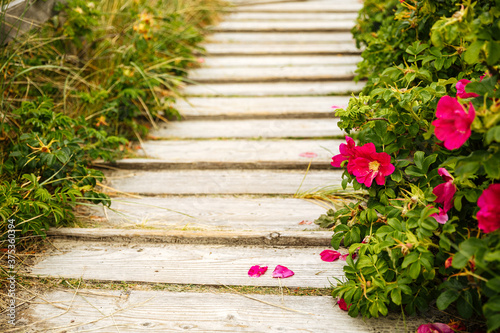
[175,96,350,119]
[204,43,361,56]
[183,81,363,97]
[49,228,331,246]
[29,240,346,288]
[207,32,355,44]
[25,290,426,332]
[230,2,363,12]
[103,170,343,195]
[201,55,361,68]
[117,139,341,169]
[188,65,356,83]
[74,196,329,232]
[224,12,358,21]
[212,20,354,32]
[151,119,343,139]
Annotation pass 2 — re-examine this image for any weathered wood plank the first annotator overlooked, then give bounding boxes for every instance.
[74,196,329,232]
[224,12,358,21]
[175,96,350,119]
[206,32,355,44]
[201,55,361,68]
[188,65,356,83]
[151,119,343,138]
[203,43,361,55]
[48,228,332,246]
[212,20,355,32]
[24,291,428,332]
[230,1,363,12]
[183,81,363,96]
[103,169,343,194]
[29,240,346,287]
[118,139,341,169]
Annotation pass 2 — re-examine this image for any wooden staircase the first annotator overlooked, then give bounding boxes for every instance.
[14,1,430,331]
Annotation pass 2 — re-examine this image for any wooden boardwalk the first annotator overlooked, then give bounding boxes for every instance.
[15,0,431,331]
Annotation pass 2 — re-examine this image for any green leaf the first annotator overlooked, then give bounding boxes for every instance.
[409,261,421,279]
[486,40,500,66]
[486,314,500,332]
[405,166,424,177]
[486,277,500,291]
[402,252,419,269]
[391,288,402,305]
[464,40,484,64]
[413,151,425,169]
[452,251,470,269]
[457,291,474,319]
[436,289,460,310]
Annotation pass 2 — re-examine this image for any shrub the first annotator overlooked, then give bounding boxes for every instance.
[0,0,225,237]
[320,0,500,331]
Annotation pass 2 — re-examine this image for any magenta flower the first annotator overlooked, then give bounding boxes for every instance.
[348,143,395,187]
[432,96,475,150]
[477,184,500,233]
[433,168,457,211]
[431,207,449,224]
[320,250,341,262]
[337,298,351,311]
[272,265,294,278]
[417,323,454,333]
[331,136,357,169]
[456,79,479,99]
[248,265,268,277]
[430,168,457,224]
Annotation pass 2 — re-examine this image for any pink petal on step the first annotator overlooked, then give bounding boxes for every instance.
[272,265,295,278]
[331,105,345,109]
[248,265,268,277]
[299,220,313,225]
[320,249,341,262]
[299,152,318,158]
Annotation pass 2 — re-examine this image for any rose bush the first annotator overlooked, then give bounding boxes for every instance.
[316,0,500,331]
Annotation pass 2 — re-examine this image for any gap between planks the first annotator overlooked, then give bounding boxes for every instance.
[47,228,332,247]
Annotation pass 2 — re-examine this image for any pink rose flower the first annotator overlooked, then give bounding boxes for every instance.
[337,298,351,311]
[431,168,457,224]
[432,96,475,150]
[331,136,357,170]
[248,265,268,277]
[417,323,454,333]
[477,184,500,233]
[320,250,341,262]
[272,265,294,278]
[349,143,395,187]
[456,79,479,99]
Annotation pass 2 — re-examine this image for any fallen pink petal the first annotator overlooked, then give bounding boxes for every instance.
[248,265,268,278]
[272,265,294,278]
[299,152,318,158]
[337,298,351,311]
[298,220,313,225]
[320,249,341,262]
[331,105,345,109]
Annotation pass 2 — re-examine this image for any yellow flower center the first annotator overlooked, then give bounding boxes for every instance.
[369,160,380,172]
